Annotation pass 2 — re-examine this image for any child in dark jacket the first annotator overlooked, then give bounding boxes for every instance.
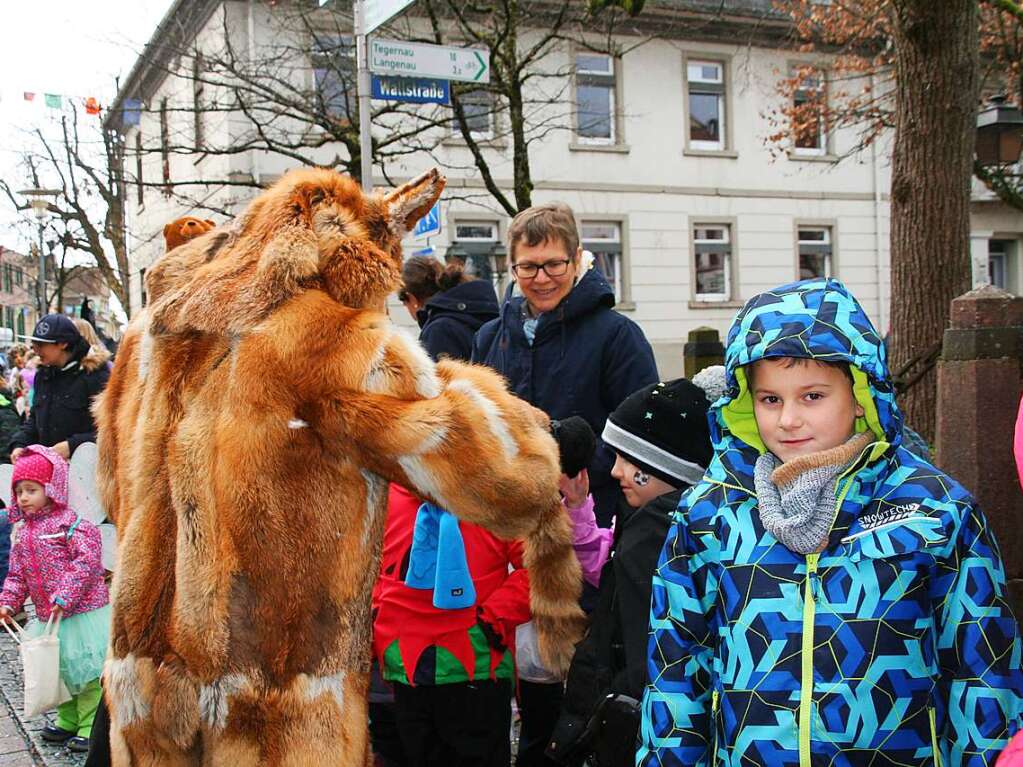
[548,378,715,767]
[639,279,1023,767]
[0,445,110,752]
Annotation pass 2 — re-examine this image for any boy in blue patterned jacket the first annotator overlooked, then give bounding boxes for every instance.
[639,279,1023,767]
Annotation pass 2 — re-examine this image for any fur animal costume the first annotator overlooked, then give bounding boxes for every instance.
[162,216,216,252]
[94,168,585,766]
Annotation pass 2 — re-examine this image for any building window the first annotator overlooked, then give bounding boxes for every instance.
[575,53,616,144]
[2,266,11,293]
[135,132,144,206]
[581,221,623,300]
[4,307,13,331]
[452,89,495,139]
[693,224,732,302]
[14,268,23,287]
[989,239,1013,290]
[312,35,356,122]
[193,53,205,150]
[792,67,826,156]
[798,226,833,279]
[16,311,25,337]
[687,60,726,152]
[450,221,498,281]
[140,268,148,308]
[160,99,171,193]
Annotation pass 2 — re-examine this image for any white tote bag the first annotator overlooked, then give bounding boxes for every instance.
[515,620,564,684]
[2,613,71,717]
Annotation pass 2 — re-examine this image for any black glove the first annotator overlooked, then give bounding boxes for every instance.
[551,416,596,478]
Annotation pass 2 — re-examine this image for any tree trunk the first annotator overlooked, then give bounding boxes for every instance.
[888,0,978,441]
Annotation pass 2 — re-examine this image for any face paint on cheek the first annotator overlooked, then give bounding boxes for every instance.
[633,470,650,487]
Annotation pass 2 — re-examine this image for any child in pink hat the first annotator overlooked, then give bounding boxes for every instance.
[0,445,109,752]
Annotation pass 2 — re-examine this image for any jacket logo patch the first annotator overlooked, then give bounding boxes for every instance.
[856,502,921,531]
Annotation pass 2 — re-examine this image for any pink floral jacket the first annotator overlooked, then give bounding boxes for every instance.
[0,445,108,620]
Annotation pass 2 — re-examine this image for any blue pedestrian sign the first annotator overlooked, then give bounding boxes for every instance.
[413,203,441,239]
[371,75,450,105]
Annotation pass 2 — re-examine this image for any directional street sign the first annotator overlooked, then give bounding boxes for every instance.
[371,75,450,105]
[369,39,491,84]
[413,202,441,240]
[363,0,416,34]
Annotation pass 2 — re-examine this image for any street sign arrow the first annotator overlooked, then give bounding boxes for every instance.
[369,39,491,84]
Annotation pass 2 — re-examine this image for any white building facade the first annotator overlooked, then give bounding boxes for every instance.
[107,0,1021,378]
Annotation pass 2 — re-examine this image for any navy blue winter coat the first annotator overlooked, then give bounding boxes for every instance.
[416,279,499,363]
[472,268,658,527]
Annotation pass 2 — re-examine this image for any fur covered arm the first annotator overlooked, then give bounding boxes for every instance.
[322,357,586,672]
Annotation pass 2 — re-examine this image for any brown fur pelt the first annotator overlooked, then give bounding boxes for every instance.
[94,167,585,766]
[162,216,216,252]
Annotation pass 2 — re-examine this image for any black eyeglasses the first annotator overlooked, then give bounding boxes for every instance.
[510,258,572,279]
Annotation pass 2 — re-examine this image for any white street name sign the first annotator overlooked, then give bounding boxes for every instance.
[369,39,491,84]
[363,0,416,34]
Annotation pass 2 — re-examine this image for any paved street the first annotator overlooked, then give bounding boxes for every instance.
[0,622,84,767]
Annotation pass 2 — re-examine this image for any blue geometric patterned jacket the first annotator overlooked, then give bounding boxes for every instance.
[638,279,1023,767]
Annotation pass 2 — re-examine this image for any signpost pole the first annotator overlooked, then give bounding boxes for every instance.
[355,0,373,192]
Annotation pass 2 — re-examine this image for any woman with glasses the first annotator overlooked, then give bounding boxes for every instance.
[472,202,658,767]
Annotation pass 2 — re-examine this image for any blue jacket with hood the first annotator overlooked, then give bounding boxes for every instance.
[638,279,1023,767]
[472,267,658,528]
[416,278,499,363]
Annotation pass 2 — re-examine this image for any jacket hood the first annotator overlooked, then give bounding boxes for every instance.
[501,266,615,328]
[418,279,499,329]
[8,444,70,523]
[710,279,901,480]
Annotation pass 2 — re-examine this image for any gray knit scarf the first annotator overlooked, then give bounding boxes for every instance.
[753,432,874,554]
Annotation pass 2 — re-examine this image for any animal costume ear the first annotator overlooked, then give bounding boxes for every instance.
[383,169,445,237]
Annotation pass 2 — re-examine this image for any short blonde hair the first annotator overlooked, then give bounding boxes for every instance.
[507,202,579,263]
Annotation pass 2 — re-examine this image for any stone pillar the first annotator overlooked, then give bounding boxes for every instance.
[935,284,1023,618]
[683,326,724,379]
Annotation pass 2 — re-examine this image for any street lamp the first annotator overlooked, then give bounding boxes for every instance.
[445,243,468,265]
[976,95,1023,167]
[17,188,59,315]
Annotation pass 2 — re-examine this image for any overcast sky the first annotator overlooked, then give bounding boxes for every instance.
[0,0,173,253]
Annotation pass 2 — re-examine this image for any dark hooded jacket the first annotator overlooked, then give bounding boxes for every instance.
[472,268,658,527]
[417,278,499,363]
[548,490,682,766]
[8,337,110,456]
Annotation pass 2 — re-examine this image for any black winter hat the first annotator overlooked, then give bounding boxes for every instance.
[602,378,713,487]
[550,416,596,478]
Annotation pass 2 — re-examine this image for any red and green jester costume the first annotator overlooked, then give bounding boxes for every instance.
[373,483,531,685]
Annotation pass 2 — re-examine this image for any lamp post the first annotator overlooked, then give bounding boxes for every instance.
[490,242,508,295]
[17,188,59,315]
[976,95,1023,167]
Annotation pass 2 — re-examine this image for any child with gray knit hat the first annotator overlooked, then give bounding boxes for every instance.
[547,377,715,767]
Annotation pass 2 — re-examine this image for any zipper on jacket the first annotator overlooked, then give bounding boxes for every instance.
[710,688,720,767]
[798,472,857,767]
[798,551,819,767]
[928,708,942,767]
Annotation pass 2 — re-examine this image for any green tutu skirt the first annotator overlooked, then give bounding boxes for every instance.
[26,604,110,695]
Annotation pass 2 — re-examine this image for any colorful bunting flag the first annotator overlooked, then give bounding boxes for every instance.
[23,92,35,102]
[44,93,62,109]
[84,97,102,115]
